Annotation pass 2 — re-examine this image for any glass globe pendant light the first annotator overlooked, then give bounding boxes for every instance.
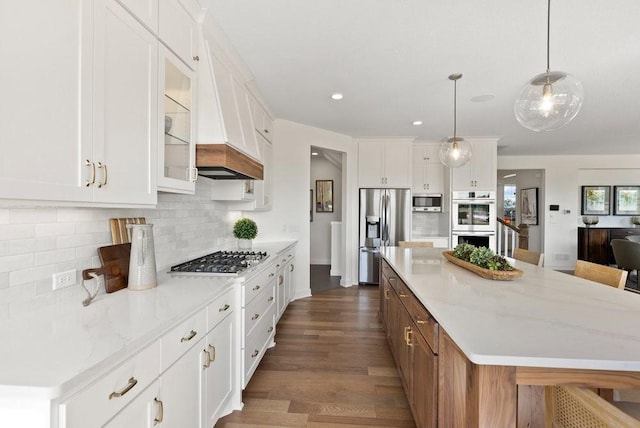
[514,0,583,132]
[439,74,472,168]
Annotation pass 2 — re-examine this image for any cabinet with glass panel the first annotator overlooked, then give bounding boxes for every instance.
[159,45,197,194]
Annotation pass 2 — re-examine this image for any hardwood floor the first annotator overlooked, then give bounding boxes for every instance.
[215,286,416,427]
[309,264,341,294]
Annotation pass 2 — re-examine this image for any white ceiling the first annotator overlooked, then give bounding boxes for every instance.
[203,0,640,156]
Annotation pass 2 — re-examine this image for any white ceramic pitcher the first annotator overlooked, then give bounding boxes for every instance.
[126,224,157,290]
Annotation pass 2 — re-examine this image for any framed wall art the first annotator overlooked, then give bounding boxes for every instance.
[520,187,539,225]
[581,185,610,215]
[613,185,640,215]
[315,180,333,213]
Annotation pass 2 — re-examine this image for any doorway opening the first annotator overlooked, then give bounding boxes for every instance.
[310,146,344,294]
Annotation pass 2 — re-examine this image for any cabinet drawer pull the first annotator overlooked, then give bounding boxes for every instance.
[269,272,275,277]
[218,304,230,312]
[289,264,294,272]
[253,285,261,291]
[208,344,216,363]
[384,288,390,299]
[109,377,137,399]
[399,292,408,298]
[416,319,427,325]
[276,264,280,268]
[153,398,163,425]
[268,296,274,302]
[251,349,259,358]
[85,160,95,186]
[278,275,284,285]
[97,162,108,188]
[180,329,197,342]
[251,313,260,321]
[264,128,269,134]
[268,326,274,333]
[193,55,200,61]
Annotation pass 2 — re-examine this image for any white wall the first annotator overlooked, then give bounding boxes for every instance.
[0,180,239,320]
[310,156,342,264]
[248,120,356,298]
[498,155,640,270]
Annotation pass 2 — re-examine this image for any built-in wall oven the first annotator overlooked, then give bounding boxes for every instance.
[451,191,496,250]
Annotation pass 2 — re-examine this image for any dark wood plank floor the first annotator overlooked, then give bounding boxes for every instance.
[215,286,416,427]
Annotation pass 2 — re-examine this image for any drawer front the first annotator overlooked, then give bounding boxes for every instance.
[60,341,160,428]
[243,303,276,387]
[160,308,207,372]
[207,287,235,330]
[393,276,413,308]
[243,284,275,344]
[381,260,395,282]
[243,264,276,306]
[410,298,439,354]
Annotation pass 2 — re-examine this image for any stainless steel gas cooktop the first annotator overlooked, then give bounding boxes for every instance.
[169,250,268,276]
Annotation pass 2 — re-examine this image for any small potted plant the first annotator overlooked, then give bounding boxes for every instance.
[233,218,258,249]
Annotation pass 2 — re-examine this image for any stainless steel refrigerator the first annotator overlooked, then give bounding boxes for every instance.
[358,188,411,284]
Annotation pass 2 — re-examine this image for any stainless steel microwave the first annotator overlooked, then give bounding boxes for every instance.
[412,194,443,212]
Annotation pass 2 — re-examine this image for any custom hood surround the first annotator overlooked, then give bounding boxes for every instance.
[196,144,264,180]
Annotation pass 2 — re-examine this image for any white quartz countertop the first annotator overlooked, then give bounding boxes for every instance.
[0,240,296,400]
[381,247,640,371]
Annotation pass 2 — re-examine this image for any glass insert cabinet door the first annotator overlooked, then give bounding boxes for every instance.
[159,45,195,193]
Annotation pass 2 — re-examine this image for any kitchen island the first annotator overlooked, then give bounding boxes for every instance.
[380,246,640,427]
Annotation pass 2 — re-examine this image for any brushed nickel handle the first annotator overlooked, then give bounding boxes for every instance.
[97,162,108,188]
[282,258,287,262]
[289,264,294,272]
[109,377,137,399]
[203,348,211,368]
[180,329,197,342]
[276,264,280,268]
[253,285,261,291]
[267,326,274,333]
[264,128,269,134]
[251,313,259,321]
[208,344,215,362]
[269,273,275,277]
[193,55,199,61]
[85,160,95,186]
[153,398,164,425]
[278,275,284,285]
[267,296,274,302]
[218,304,230,312]
[251,349,259,358]
[190,167,198,182]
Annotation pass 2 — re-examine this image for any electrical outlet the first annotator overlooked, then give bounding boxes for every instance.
[52,269,77,290]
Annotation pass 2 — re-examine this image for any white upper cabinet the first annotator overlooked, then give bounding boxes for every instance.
[158,0,199,70]
[451,138,497,191]
[158,45,197,194]
[197,39,262,162]
[0,1,92,202]
[249,95,274,142]
[412,143,445,194]
[358,139,412,188]
[0,0,157,205]
[91,0,158,204]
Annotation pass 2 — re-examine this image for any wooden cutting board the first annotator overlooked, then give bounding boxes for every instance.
[109,217,146,244]
[98,243,131,293]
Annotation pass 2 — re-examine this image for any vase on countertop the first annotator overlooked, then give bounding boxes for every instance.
[238,238,252,250]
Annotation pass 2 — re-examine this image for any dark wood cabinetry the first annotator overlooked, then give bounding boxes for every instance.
[578,227,640,265]
[380,260,438,428]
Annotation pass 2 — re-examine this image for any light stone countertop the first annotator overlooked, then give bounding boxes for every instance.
[381,246,640,371]
[0,241,296,400]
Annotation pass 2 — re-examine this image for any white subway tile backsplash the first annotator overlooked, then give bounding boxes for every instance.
[0,180,235,318]
[0,224,34,240]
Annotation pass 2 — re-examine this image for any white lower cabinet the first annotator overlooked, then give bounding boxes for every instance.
[203,314,234,427]
[154,338,203,427]
[286,256,296,303]
[275,261,287,321]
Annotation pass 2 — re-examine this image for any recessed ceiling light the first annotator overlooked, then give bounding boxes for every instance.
[311,152,319,156]
[412,120,423,126]
[330,93,343,100]
[503,173,517,178]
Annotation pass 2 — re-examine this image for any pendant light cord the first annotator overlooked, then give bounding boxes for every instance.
[453,78,457,139]
[546,0,551,73]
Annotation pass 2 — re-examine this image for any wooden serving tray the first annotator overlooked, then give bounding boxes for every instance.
[442,251,524,281]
